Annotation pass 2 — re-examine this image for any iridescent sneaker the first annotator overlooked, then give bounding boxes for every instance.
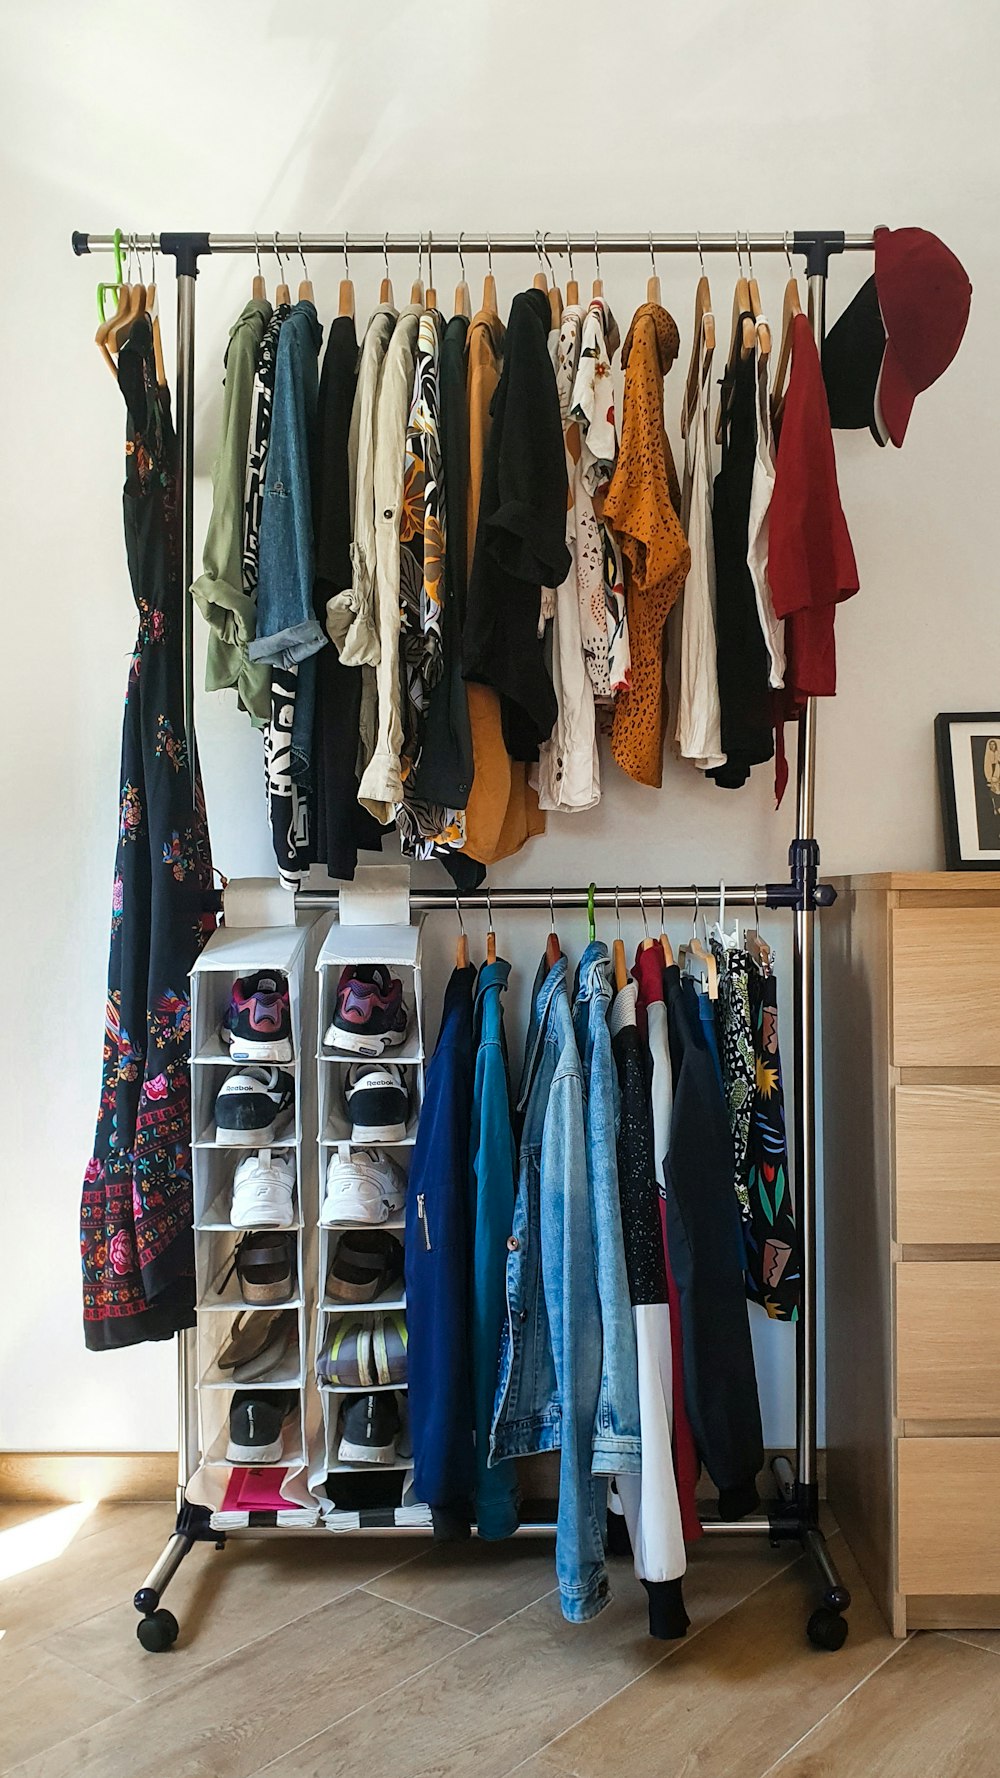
[323,966,408,1057]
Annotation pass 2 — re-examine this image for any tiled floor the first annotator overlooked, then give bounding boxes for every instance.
[1,1499,998,1776]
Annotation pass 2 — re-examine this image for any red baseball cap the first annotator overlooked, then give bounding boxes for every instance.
[873,226,972,446]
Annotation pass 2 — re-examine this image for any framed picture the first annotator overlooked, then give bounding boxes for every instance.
[935,713,1000,869]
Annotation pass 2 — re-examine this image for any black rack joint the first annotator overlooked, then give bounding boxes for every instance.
[157,232,213,278]
[793,231,846,278]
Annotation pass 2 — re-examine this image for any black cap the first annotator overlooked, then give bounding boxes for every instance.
[822,275,888,446]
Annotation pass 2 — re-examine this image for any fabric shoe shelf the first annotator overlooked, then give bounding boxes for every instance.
[311,921,427,1512]
[185,922,323,1523]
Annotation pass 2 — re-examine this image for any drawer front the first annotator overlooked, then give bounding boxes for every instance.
[891,908,1000,1067]
[896,1262,1000,1418]
[895,1086,1000,1244]
[898,1437,1000,1594]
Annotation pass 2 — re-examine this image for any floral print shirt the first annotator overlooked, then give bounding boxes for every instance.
[570,299,630,699]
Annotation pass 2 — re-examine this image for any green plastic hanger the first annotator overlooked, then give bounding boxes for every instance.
[587,882,596,945]
[97,228,125,322]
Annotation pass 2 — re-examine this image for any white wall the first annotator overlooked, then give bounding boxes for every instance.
[2,0,997,1454]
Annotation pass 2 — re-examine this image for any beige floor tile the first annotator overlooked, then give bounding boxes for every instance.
[502,1759,579,1778]
[946,1627,1000,1656]
[0,1643,131,1771]
[0,1502,186,1650]
[43,1534,422,1702]
[365,1535,558,1632]
[7,1589,468,1778]
[250,1539,800,1778]
[770,1633,1000,1776]
[546,1538,895,1778]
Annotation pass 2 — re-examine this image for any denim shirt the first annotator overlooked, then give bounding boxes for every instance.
[572,942,642,1472]
[491,953,611,1622]
[249,302,327,771]
[469,957,519,1540]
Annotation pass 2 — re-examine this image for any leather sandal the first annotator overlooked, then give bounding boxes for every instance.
[217,1306,284,1371]
[223,1230,295,1304]
[326,1230,403,1303]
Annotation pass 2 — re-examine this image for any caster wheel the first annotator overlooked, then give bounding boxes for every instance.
[136,1608,179,1653]
[807,1607,849,1650]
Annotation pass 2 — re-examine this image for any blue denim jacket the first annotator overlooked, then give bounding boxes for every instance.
[491,954,610,1622]
[469,957,519,1540]
[572,942,642,1473]
[249,301,326,776]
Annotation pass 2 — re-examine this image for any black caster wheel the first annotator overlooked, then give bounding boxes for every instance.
[807,1607,849,1650]
[136,1608,179,1652]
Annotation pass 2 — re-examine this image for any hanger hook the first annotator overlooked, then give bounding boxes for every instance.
[485,885,494,933]
[594,230,601,280]
[695,229,707,277]
[638,886,650,941]
[648,230,657,277]
[565,231,575,280]
[691,884,700,940]
[784,229,794,277]
[659,884,666,930]
[486,229,493,275]
[719,879,726,932]
[416,230,424,285]
[273,232,285,277]
[549,885,556,930]
[754,883,761,936]
[744,230,754,278]
[254,232,263,278]
[457,229,466,280]
[534,230,545,277]
[541,230,558,282]
[615,885,621,938]
[454,892,466,938]
[342,232,350,281]
[297,231,308,279]
[382,232,390,282]
[734,230,745,277]
[427,228,433,293]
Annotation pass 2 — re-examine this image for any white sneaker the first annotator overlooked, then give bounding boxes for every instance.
[321,1146,407,1225]
[231,1149,297,1228]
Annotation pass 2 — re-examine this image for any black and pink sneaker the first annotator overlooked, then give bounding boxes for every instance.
[223,973,293,1063]
[324,966,409,1057]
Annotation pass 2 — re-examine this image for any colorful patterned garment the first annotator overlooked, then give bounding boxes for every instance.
[744,962,800,1319]
[570,298,630,699]
[395,309,467,861]
[81,317,215,1349]
[712,940,755,1216]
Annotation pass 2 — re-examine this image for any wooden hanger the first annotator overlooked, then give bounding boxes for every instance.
[715,238,756,440]
[95,281,131,378]
[646,233,661,306]
[745,887,772,972]
[145,275,167,387]
[273,236,290,307]
[455,899,469,969]
[611,889,628,990]
[592,232,604,300]
[251,235,267,303]
[379,233,394,306]
[689,934,719,1001]
[682,240,716,436]
[771,238,804,418]
[481,233,498,316]
[338,234,355,318]
[565,235,579,306]
[545,889,562,969]
[743,234,771,357]
[295,233,314,305]
[453,233,472,318]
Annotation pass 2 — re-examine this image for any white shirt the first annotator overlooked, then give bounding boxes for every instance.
[672,320,725,771]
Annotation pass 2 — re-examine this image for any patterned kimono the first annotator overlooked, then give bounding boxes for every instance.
[80,318,215,1349]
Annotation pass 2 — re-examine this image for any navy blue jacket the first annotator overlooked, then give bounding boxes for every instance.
[405,965,476,1527]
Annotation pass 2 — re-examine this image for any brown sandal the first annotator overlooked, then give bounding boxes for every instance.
[220,1231,295,1304]
[217,1306,283,1370]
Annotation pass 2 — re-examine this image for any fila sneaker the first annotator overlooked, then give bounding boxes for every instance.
[321,1146,407,1224]
[231,1150,296,1228]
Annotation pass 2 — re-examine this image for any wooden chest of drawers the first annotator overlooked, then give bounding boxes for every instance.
[823,873,1000,1636]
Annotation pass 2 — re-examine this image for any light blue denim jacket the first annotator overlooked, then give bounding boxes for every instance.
[491,954,610,1622]
[470,958,519,1540]
[572,942,642,1472]
[249,301,326,776]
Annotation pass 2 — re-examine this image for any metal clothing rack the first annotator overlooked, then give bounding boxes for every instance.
[74,226,872,1656]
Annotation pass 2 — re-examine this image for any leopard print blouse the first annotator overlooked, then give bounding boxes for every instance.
[605,303,691,788]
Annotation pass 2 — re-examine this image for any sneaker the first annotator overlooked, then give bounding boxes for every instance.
[344,1064,409,1143]
[321,1146,407,1224]
[337,1391,401,1465]
[372,1310,408,1384]
[326,1231,404,1303]
[223,973,293,1063]
[215,1066,294,1146]
[231,1149,296,1228]
[226,1390,297,1463]
[324,966,408,1057]
[316,1318,376,1387]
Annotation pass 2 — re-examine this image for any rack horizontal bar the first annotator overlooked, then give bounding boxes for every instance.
[296,880,835,914]
[72,229,874,257]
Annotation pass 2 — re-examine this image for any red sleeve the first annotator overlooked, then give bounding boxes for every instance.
[768,314,859,620]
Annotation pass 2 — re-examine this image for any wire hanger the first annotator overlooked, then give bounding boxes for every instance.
[454,894,469,969]
[566,232,579,307]
[485,886,497,965]
[453,231,472,319]
[296,232,314,305]
[771,231,803,419]
[646,232,662,306]
[592,231,604,300]
[410,231,425,307]
[587,881,597,945]
[545,887,561,969]
[532,230,549,294]
[338,233,355,319]
[659,885,675,967]
[379,233,394,306]
[746,884,772,971]
[425,230,437,310]
[273,234,290,307]
[639,885,656,952]
[612,886,628,991]
[252,233,267,303]
[682,230,716,438]
[482,231,498,317]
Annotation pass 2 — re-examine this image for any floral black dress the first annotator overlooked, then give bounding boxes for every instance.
[80,317,215,1349]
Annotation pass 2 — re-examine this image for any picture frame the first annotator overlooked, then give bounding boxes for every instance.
[935,712,1000,870]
